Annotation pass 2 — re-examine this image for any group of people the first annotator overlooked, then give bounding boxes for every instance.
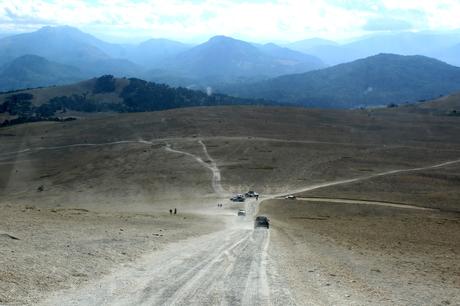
[169,208,177,215]
[217,203,223,208]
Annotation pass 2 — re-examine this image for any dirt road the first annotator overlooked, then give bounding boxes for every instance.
[286,197,438,211]
[40,202,294,306]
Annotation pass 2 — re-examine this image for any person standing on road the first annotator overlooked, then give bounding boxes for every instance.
[174,208,177,215]
[169,209,173,215]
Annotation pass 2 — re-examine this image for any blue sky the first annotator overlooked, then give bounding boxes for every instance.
[1,0,460,43]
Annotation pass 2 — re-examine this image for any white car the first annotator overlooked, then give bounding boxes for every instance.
[285,195,297,200]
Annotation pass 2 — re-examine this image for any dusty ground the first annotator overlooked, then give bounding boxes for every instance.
[260,199,460,305]
[299,163,460,212]
[1,106,460,305]
[0,203,220,305]
[2,107,460,204]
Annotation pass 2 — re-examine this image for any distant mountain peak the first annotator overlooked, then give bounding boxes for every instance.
[37,25,83,34]
[207,35,244,45]
[263,42,279,48]
[209,35,234,41]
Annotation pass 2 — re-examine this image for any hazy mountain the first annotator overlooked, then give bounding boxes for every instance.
[223,54,460,108]
[304,31,460,66]
[286,38,338,53]
[346,32,460,58]
[129,39,191,68]
[0,55,85,91]
[0,26,141,77]
[0,26,109,66]
[257,43,324,69]
[158,35,324,84]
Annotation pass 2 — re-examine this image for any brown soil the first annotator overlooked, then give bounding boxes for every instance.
[261,199,460,305]
[0,203,220,305]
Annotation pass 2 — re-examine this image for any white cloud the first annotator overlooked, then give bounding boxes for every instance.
[0,0,459,43]
[363,17,413,31]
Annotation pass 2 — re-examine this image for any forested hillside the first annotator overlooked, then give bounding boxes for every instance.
[0,75,270,126]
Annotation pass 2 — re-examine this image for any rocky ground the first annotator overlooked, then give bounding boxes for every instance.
[0,203,220,305]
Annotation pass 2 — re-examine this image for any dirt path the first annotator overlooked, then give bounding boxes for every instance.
[198,140,225,195]
[280,158,460,197]
[164,141,225,196]
[290,197,438,211]
[0,137,365,158]
[0,140,154,158]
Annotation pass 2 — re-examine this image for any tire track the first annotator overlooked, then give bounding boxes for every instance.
[0,140,154,158]
[40,228,278,306]
[290,197,438,211]
[273,158,460,198]
[164,141,225,196]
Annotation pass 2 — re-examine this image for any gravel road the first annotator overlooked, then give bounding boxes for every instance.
[40,201,295,306]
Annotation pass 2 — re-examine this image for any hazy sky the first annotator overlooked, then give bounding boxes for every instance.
[1,0,460,43]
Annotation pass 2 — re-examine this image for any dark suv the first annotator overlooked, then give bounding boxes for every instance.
[254,216,269,229]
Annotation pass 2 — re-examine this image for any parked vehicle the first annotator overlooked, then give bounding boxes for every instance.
[285,195,296,200]
[254,216,269,228]
[245,190,259,198]
[237,209,246,216]
[230,195,246,202]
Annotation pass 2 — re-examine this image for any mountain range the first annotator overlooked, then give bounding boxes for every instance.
[154,36,324,84]
[0,26,325,91]
[287,31,460,66]
[0,26,459,108]
[221,54,460,108]
[0,26,141,78]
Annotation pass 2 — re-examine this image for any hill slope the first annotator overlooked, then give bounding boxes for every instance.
[0,75,271,125]
[223,54,460,108]
[418,91,460,112]
[0,55,85,91]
